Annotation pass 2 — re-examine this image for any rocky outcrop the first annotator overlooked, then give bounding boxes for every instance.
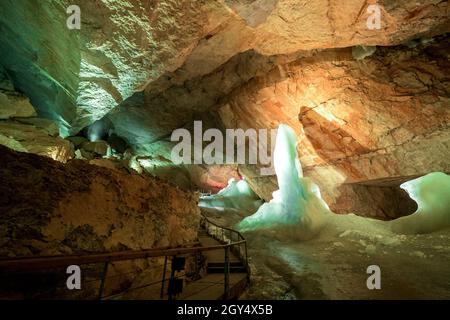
[0,121,74,163]
[1,1,448,137]
[0,67,74,162]
[0,145,200,298]
[0,145,200,258]
[220,37,450,218]
[0,91,36,120]
[107,51,306,148]
[0,0,206,135]
[0,1,448,217]
[0,66,37,120]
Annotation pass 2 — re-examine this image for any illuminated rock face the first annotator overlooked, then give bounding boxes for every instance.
[220,39,450,219]
[0,91,36,120]
[0,1,448,218]
[0,0,223,135]
[0,0,448,137]
[0,121,74,163]
[188,165,241,194]
[0,145,200,257]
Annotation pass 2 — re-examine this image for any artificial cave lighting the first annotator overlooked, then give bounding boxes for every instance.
[87,119,109,142]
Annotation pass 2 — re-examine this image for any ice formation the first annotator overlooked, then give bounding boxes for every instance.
[199,178,263,213]
[210,123,450,237]
[236,124,331,235]
[389,172,450,234]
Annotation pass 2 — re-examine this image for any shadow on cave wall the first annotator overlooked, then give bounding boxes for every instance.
[335,183,418,220]
[300,109,418,219]
[299,108,372,162]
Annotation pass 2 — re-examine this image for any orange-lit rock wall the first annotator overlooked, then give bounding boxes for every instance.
[219,39,450,218]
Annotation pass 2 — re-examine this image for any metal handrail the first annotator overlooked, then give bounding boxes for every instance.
[0,214,250,300]
[199,212,250,277]
[201,215,246,240]
[0,241,246,272]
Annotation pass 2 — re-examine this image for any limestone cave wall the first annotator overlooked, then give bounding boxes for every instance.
[0,1,449,220]
[0,145,200,257]
[0,145,200,298]
[219,38,450,218]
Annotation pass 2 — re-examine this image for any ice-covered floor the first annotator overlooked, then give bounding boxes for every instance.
[199,124,450,299]
[201,207,450,299]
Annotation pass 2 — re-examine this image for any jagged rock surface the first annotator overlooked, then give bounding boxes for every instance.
[0,0,448,136]
[0,1,449,218]
[0,145,200,258]
[0,121,74,162]
[220,38,450,218]
[0,145,200,298]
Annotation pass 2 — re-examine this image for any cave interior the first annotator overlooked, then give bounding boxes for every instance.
[0,0,449,300]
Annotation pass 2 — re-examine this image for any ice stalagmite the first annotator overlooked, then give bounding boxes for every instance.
[236,124,331,235]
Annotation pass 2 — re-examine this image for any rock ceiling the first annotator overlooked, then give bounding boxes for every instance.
[0,0,448,136]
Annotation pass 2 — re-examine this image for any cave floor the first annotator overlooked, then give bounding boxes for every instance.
[200,207,450,300]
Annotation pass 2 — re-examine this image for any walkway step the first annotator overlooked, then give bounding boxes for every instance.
[207,266,247,274]
[175,223,249,300]
[179,273,248,300]
[208,262,244,268]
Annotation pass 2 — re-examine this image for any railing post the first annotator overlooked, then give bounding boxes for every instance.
[238,240,241,258]
[168,257,176,301]
[224,246,230,299]
[98,261,109,300]
[245,242,248,266]
[194,251,199,279]
[160,256,168,299]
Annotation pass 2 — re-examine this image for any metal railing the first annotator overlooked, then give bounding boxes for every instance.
[200,212,249,275]
[0,215,249,300]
